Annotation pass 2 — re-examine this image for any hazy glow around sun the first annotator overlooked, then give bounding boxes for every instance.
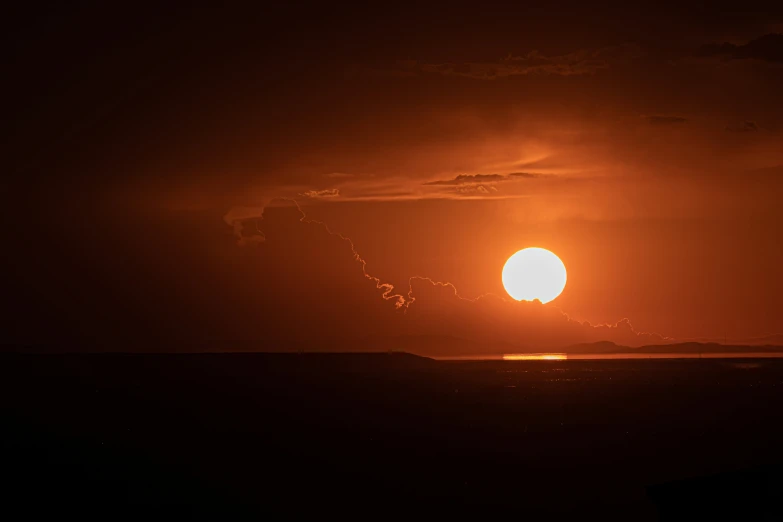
[502,248,567,304]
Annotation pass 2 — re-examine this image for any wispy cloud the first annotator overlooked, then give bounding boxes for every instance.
[299,188,340,198]
[698,33,783,64]
[643,115,688,125]
[725,121,759,133]
[396,44,641,80]
[418,172,546,198]
[423,172,540,186]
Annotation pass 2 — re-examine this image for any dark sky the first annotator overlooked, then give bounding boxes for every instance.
[4,4,783,349]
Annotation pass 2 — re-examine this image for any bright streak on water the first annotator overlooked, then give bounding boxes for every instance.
[503,354,568,361]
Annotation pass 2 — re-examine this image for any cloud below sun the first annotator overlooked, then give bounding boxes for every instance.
[224,199,669,351]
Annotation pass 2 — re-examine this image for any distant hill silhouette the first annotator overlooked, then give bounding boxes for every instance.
[560,341,783,356]
[676,333,783,346]
[3,335,782,357]
[558,341,623,354]
[359,334,526,357]
[616,342,783,355]
[375,337,783,357]
[363,337,783,357]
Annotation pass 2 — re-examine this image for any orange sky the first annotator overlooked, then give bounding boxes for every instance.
[4,5,783,349]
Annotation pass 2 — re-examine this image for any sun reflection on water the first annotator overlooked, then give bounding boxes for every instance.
[503,353,568,361]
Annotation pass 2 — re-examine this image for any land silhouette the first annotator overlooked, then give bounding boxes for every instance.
[2,350,781,518]
[6,336,782,358]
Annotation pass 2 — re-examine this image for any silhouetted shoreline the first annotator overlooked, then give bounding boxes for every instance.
[3,352,782,518]
[4,337,783,358]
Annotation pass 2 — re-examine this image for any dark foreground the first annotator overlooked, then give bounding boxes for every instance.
[2,353,782,519]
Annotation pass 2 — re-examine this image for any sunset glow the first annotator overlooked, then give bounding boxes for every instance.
[6,5,783,518]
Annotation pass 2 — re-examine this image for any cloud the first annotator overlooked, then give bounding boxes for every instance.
[698,33,783,63]
[420,172,542,198]
[423,172,540,186]
[403,279,668,349]
[223,205,267,245]
[725,121,759,132]
[464,184,494,194]
[299,188,340,198]
[224,199,671,350]
[268,172,546,203]
[643,115,688,125]
[403,44,641,80]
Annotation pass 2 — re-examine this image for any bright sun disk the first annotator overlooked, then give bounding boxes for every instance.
[502,247,567,304]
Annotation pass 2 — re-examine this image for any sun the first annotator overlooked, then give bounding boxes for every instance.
[502,248,567,304]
